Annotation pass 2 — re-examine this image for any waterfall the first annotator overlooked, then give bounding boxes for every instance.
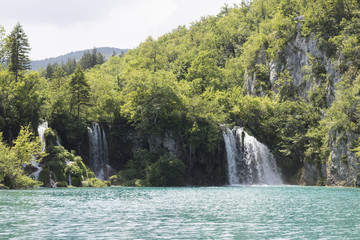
[29,121,49,180]
[87,123,113,180]
[222,126,283,185]
[38,121,48,152]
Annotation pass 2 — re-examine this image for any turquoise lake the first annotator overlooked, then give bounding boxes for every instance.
[1,186,360,239]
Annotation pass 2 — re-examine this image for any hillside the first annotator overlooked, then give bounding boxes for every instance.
[30,47,129,70]
[1,0,360,189]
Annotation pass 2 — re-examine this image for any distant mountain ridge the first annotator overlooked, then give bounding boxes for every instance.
[31,47,129,70]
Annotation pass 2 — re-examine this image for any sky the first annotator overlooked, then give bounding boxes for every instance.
[0,0,238,60]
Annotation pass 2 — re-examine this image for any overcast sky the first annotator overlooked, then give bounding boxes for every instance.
[1,0,237,60]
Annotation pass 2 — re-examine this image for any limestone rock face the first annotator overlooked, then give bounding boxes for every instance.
[245,18,341,106]
[148,133,179,156]
[273,23,340,101]
[300,162,327,186]
[243,17,360,187]
[300,131,360,187]
[244,46,268,96]
[326,131,360,187]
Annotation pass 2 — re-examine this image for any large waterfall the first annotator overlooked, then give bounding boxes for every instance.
[87,123,114,180]
[223,127,283,185]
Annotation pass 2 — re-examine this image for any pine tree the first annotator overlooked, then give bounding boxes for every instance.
[69,65,90,118]
[96,51,105,65]
[45,64,53,79]
[79,48,105,70]
[5,23,31,81]
[79,50,92,70]
[63,58,77,75]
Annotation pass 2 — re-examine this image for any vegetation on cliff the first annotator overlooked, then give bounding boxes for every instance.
[1,0,360,188]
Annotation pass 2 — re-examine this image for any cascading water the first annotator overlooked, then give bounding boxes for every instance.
[29,121,49,180]
[38,121,48,152]
[223,126,283,185]
[87,123,114,180]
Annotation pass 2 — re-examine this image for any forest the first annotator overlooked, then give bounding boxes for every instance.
[1,0,360,189]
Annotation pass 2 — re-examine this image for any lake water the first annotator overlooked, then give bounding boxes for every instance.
[1,186,360,239]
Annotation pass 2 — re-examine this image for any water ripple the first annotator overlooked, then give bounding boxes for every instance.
[1,186,360,239]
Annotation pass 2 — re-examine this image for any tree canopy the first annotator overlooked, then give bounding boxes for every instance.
[5,23,31,81]
[1,0,360,187]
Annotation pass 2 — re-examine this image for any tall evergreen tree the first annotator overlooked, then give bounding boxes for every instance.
[79,48,105,70]
[63,58,77,75]
[80,50,92,70]
[96,51,105,65]
[45,63,53,79]
[69,65,90,118]
[5,23,31,81]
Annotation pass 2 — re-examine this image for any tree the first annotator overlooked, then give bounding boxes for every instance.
[63,58,77,75]
[45,63,53,79]
[146,154,185,186]
[0,25,5,65]
[96,51,105,65]
[69,65,90,118]
[51,65,66,88]
[5,23,31,81]
[122,70,184,133]
[0,125,44,189]
[80,48,105,70]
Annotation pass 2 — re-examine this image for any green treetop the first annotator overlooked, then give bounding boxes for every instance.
[5,23,31,81]
[69,65,90,118]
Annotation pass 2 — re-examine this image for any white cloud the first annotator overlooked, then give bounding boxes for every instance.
[1,0,237,60]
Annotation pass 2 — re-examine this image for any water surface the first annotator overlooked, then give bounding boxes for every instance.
[1,186,360,239]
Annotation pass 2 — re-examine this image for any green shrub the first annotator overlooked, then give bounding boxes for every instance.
[82,178,107,187]
[70,176,80,186]
[9,175,41,189]
[44,128,57,148]
[56,181,68,187]
[38,167,50,186]
[109,175,121,185]
[146,154,186,186]
[47,161,66,182]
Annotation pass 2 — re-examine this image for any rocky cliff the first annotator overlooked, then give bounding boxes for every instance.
[326,131,360,187]
[245,17,341,105]
[244,16,360,187]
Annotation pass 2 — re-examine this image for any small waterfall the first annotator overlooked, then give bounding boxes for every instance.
[29,121,49,180]
[29,162,42,180]
[38,121,48,152]
[222,126,283,185]
[87,123,113,180]
[48,172,57,188]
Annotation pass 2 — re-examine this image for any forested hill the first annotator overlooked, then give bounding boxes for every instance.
[30,47,129,70]
[1,0,360,189]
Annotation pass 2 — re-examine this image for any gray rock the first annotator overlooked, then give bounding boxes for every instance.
[148,133,179,156]
[300,162,326,186]
[245,20,341,106]
[326,131,360,186]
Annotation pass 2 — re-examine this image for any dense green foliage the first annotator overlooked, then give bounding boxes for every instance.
[111,148,185,186]
[38,127,100,187]
[0,126,44,189]
[4,23,31,81]
[1,0,360,187]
